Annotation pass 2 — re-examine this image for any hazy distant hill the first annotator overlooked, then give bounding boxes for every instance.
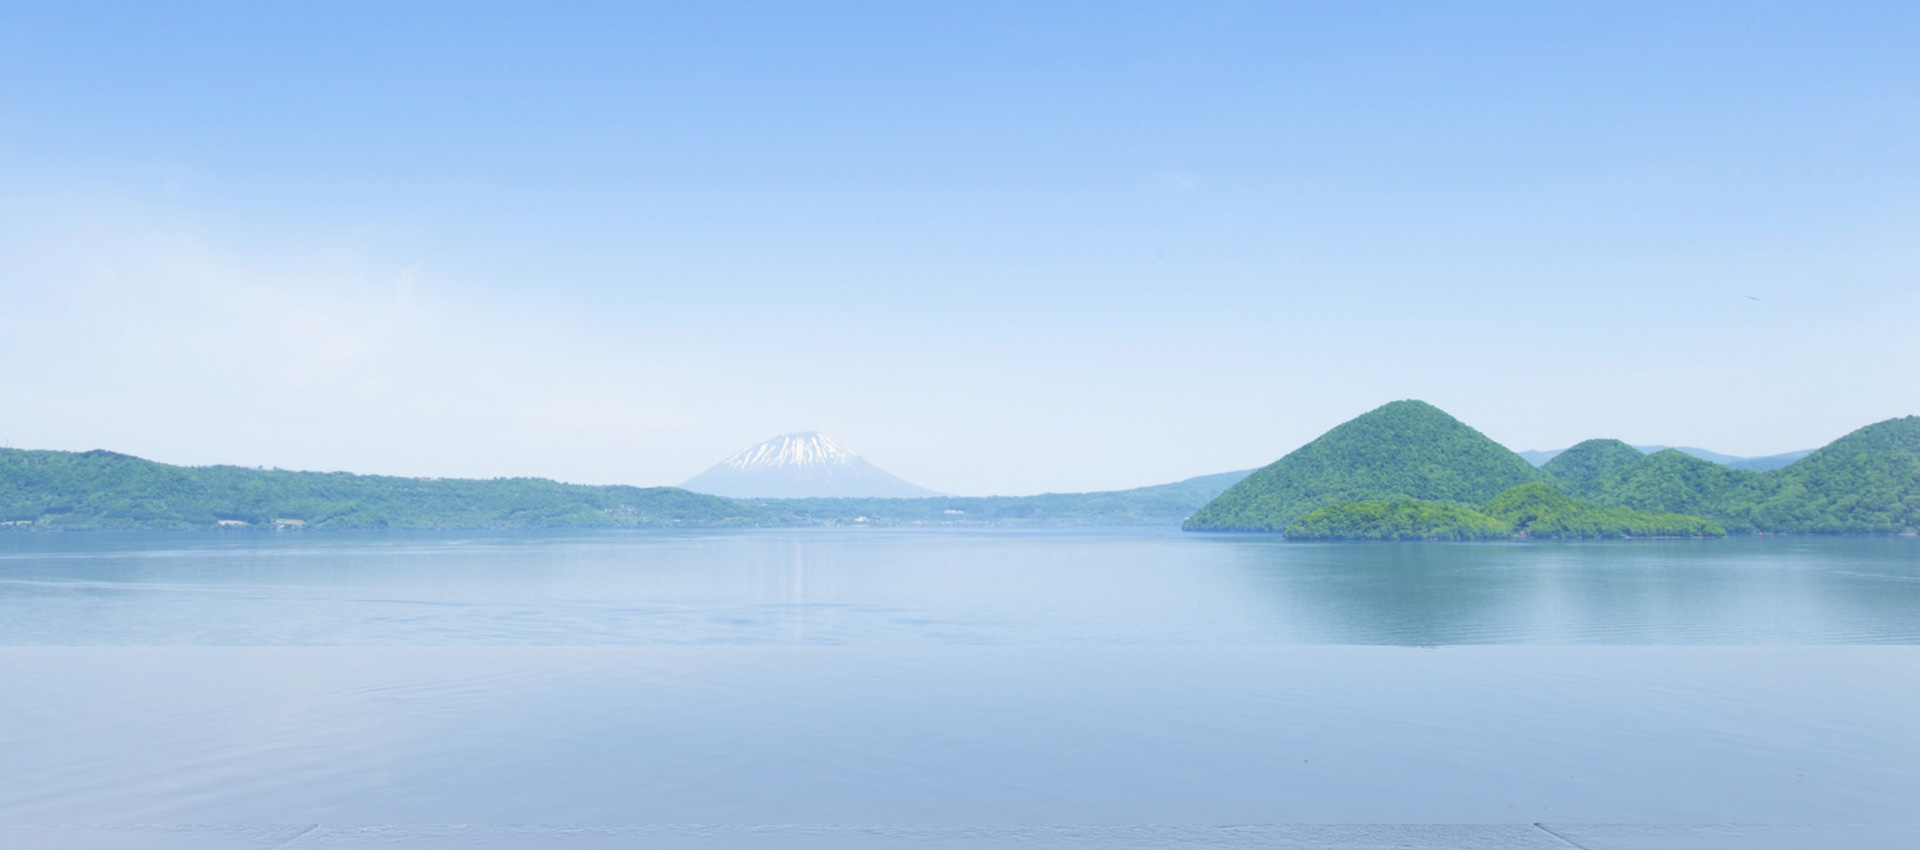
[1648,446,1815,471]
[754,468,1253,527]
[682,433,938,499]
[1183,400,1542,532]
[1519,444,1813,471]
[0,448,767,530]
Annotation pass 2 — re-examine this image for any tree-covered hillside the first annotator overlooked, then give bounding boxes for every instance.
[0,449,770,530]
[1753,416,1920,531]
[1540,439,1647,492]
[0,448,1252,531]
[1190,403,1917,537]
[1184,400,1543,532]
[1566,449,1759,522]
[1284,499,1513,541]
[1282,482,1723,541]
[1481,482,1722,538]
[1557,416,1920,534]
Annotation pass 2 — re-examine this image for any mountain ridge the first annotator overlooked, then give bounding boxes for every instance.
[0,447,766,530]
[1565,416,1920,533]
[1189,402,1918,536]
[1519,444,1814,471]
[0,447,1247,531]
[4,408,1913,534]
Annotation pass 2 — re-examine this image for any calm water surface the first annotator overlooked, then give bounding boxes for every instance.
[4,529,1917,645]
[1,530,1917,841]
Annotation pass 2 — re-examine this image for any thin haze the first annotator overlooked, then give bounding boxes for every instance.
[1,2,1916,495]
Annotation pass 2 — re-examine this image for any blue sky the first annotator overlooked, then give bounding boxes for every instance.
[2,1,1916,494]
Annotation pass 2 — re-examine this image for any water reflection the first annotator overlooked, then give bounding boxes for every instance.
[3,531,1919,828]
[0,530,1916,645]
[1216,536,1920,644]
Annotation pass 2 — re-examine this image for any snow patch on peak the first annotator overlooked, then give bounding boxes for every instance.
[721,432,859,471]
[683,432,939,499]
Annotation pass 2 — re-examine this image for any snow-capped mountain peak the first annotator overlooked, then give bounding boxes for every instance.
[683,432,938,499]
[720,432,857,471]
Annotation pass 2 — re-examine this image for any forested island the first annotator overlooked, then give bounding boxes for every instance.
[1184,400,1920,538]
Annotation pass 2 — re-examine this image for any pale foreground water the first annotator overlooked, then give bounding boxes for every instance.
[1,530,1916,849]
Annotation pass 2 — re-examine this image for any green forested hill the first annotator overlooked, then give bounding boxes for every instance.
[0,449,769,530]
[1567,449,1760,521]
[1541,439,1647,492]
[1284,499,1513,541]
[1183,400,1543,532]
[1282,482,1723,541]
[1480,481,1722,538]
[1752,416,1920,531]
[1561,416,1920,533]
[1189,403,1918,537]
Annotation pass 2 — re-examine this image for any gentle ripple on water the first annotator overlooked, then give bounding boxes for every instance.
[1,529,1918,841]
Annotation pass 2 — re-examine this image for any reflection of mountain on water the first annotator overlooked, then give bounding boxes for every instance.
[1211,536,1920,645]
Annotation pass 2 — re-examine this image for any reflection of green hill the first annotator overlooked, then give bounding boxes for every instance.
[1184,400,1542,532]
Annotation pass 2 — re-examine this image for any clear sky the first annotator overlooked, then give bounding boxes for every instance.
[2,1,1916,494]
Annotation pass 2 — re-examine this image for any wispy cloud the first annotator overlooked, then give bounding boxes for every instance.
[0,192,719,484]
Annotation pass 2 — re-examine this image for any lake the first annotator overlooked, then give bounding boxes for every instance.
[2,530,1917,849]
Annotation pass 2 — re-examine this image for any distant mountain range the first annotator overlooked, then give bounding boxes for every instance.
[1186,400,1920,537]
[747,468,1251,526]
[681,432,938,499]
[0,448,764,531]
[1517,445,1814,471]
[2,406,1912,534]
[0,447,1248,531]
